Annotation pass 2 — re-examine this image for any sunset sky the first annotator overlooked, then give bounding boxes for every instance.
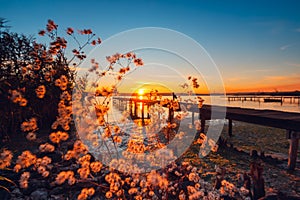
[1,0,300,93]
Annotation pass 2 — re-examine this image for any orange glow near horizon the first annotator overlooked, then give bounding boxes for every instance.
[225,83,300,93]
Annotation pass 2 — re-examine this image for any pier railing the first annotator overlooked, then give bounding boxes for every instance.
[227,95,300,104]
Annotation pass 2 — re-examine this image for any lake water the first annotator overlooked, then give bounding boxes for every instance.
[104,95,300,124]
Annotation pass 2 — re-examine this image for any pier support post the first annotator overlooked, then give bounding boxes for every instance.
[134,101,137,117]
[129,100,132,116]
[200,119,205,133]
[228,119,233,137]
[141,102,145,125]
[286,130,300,170]
[192,111,195,125]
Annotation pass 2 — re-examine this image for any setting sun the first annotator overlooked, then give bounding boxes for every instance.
[138,89,144,96]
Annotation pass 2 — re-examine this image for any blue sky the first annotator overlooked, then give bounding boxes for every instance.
[1,0,300,92]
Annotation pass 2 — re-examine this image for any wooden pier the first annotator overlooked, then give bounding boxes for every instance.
[197,105,300,170]
[113,97,300,170]
[227,95,300,104]
[114,97,173,125]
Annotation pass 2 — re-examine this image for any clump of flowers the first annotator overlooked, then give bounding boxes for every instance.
[34,156,52,178]
[0,149,13,169]
[9,90,27,106]
[39,143,55,152]
[14,151,37,173]
[20,118,38,141]
[35,85,46,98]
[55,170,76,185]
[20,118,38,132]
[77,187,95,200]
[51,91,72,131]
[19,172,30,189]
[64,140,89,160]
[49,131,69,144]
[55,75,69,91]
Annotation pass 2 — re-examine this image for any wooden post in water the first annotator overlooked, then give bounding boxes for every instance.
[141,101,145,125]
[134,101,137,117]
[192,111,195,125]
[228,119,233,137]
[147,103,150,119]
[200,119,205,133]
[250,162,265,199]
[287,130,299,170]
[129,99,132,116]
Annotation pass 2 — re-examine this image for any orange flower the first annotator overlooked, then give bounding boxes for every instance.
[42,171,49,178]
[55,171,67,185]
[44,72,51,81]
[19,172,30,188]
[133,58,143,66]
[46,19,58,32]
[19,98,27,107]
[26,132,36,141]
[35,85,46,98]
[68,177,76,185]
[97,37,102,44]
[59,131,69,141]
[90,161,102,173]
[91,40,96,46]
[49,132,60,143]
[105,191,113,199]
[0,149,13,169]
[14,164,21,172]
[113,136,122,143]
[77,193,88,200]
[39,143,55,152]
[38,30,46,36]
[88,188,95,196]
[60,84,67,91]
[66,27,74,35]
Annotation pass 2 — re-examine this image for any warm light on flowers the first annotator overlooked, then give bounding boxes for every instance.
[21,118,38,132]
[0,18,255,200]
[19,172,30,189]
[26,132,37,141]
[55,171,75,185]
[39,143,55,152]
[14,151,37,172]
[35,85,46,98]
[49,131,69,144]
[0,149,13,169]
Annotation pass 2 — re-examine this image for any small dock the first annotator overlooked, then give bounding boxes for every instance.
[113,97,300,170]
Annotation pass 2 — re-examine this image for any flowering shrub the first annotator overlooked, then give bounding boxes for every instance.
[0,19,254,200]
[0,19,100,139]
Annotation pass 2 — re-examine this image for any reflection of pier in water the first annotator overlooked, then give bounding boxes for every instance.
[113,97,176,125]
[114,97,300,170]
